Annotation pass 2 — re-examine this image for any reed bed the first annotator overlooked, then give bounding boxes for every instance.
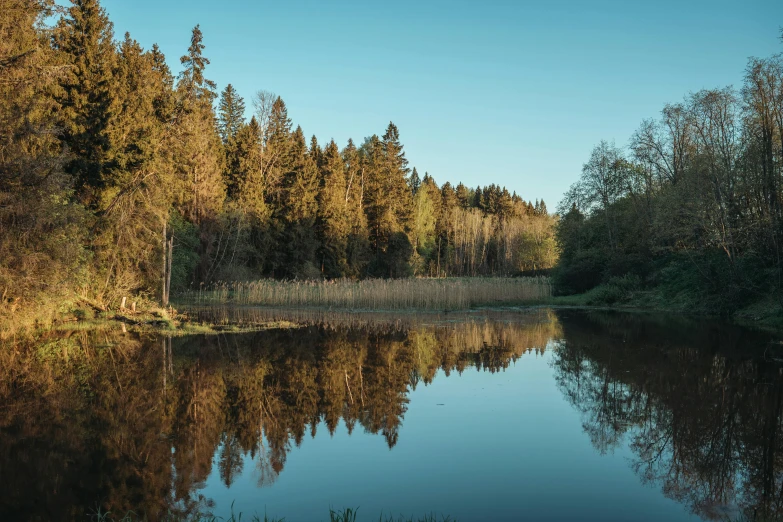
[90,507,454,522]
[179,277,551,311]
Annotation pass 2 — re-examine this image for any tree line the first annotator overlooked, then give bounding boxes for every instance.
[555,32,783,313]
[0,0,556,326]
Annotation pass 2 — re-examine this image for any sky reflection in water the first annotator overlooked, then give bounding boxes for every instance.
[1,309,780,522]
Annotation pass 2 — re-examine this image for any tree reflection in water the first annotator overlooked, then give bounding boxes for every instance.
[6,309,781,522]
[0,310,558,522]
[552,311,783,521]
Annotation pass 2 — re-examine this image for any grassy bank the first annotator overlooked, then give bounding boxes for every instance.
[178,277,552,311]
[547,276,783,331]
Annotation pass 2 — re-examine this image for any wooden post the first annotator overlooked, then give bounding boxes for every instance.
[120,296,126,310]
[131,301,136,313]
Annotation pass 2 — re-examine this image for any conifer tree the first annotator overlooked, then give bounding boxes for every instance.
[279,126,320,277]
[317,140,351,276]
[381,122,413,234]
[230,117,265,209]
[54,0,117,207]
[455,183,471,209]
[218,84,246,143]
[178,24,216,103]
[360,123,415,275]
[94,32,175,299]
[0,0,88,320]
[310,135,322,169]
[172,25,224,225]
[409,167,421,195]
[150,44,175,120]
[263,97,293,207]
[364,124,414,255]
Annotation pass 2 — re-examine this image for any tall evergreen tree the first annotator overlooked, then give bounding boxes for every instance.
[218,84,246,143]
[263,97,293,207]
[409,167,421,195]
[172,26,224,224]
[317,140,351,276]
[229,117,265,208]
[178,24,216,103]
[278,127,320,277]
[54,0,117,206]
[94,33,176,300]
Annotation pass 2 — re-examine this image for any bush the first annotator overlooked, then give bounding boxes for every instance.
[586,274,642,305]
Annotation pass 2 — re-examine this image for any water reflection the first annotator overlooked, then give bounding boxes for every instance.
[552,311,783,521]
[0,310,557,521]
[4,310,783,521]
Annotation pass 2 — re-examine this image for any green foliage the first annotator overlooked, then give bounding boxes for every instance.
[170,212,200,294]
[0,0,559,337]
[585,274,642,306]
[217,84,246,143]
[554,43,783,316]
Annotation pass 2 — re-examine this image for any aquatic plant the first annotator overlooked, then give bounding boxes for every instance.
[88,506,455,522]
[179,277,551,311]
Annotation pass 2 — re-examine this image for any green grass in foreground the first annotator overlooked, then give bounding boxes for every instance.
[90,506,455,522]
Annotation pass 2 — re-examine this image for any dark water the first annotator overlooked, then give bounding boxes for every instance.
[2,308,783,521]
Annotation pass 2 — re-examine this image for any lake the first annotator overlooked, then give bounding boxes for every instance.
[1,308,782,521]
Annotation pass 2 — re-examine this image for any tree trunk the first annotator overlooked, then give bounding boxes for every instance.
[162,221,168,305]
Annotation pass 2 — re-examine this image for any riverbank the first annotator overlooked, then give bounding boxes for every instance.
[5,279,783,344]
[1,277,553,342]
[546,283,783,332]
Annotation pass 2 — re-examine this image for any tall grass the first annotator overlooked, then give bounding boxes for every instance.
[179,277,551,311]
[89,507,454,522]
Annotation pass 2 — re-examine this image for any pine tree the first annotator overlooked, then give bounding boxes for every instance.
[263,97,293,207]
[360,123,415,276]
[455,183,471,209]
[178,24,216,103]
[364,123,414,254]
[94,32,175,299]
[54,0,117,207]
[409,167,421,195]
[230,117,265,210]
[310,135,322,169]
[173,26,224,224]
[279,126,320,277]
[218,84,246,143]
[317,140,351,276]
[148,43,176,132]
[0,0,89,317]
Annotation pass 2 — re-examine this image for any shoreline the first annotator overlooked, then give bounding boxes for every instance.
[35,298,783,339]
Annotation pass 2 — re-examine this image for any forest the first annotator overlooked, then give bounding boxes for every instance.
[0,0,557,333]
[555,31,783,315]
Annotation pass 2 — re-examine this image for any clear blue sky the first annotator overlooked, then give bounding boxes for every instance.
[102,0,782,207]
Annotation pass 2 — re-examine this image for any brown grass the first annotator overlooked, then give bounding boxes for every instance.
[178,277,552,311]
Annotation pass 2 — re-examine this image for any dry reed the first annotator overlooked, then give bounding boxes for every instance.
[179,277,551,311]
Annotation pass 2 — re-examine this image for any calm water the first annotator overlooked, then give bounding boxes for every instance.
[2,308,783,521]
